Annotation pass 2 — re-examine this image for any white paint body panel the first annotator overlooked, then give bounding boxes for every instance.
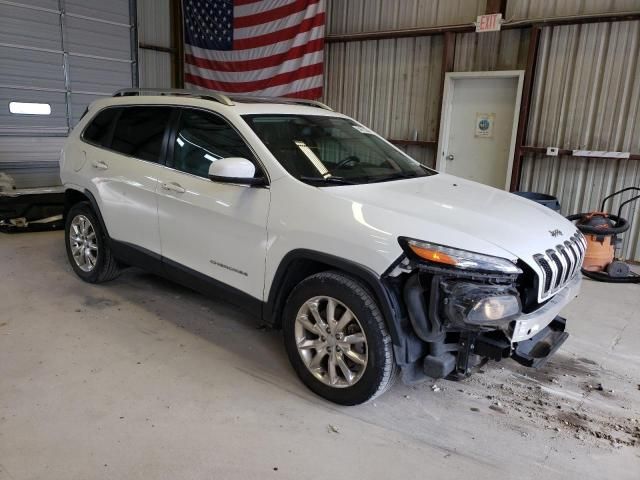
[264,172,580,300]
[156,169,269,300]
[61,95,581,340]
[62,140,162,254]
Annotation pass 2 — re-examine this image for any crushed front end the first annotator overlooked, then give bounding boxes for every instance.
[384,237,584,383]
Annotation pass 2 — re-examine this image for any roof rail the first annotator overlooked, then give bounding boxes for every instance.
[112,89,333,111]
[229,95,333,111]
[112,88,234,106]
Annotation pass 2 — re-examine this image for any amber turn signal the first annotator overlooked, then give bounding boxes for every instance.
[408,244,457,266]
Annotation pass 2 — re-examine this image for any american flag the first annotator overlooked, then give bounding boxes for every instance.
[183,0,325,99]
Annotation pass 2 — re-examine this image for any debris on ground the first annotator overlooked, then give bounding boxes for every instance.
[434,355,640,449]
[327,424,340,434]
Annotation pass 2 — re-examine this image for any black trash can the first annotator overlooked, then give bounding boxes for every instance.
[513,192,561,212]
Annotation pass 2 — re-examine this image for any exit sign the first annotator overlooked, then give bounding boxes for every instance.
[476,13,502,32]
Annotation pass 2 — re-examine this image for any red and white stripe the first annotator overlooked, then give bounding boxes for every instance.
[185,0,325,99]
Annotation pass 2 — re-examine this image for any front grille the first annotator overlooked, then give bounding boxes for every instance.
[533,232,586,301]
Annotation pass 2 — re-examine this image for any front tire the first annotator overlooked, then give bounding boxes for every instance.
[65,202,121,283]
[283,271,397,405]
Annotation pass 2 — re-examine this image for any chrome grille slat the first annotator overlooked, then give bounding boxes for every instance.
[546,249,561,289]
[535,255,553,291]
[571,238,583,275]
[557,245,572,284]
[533,232,585,301]
[564,241,579,278]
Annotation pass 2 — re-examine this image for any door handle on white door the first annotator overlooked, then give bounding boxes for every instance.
[446,154,455,161]
[161,182,186,194]
[91,160,109,170]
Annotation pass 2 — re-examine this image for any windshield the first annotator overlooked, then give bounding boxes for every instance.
[242,114,437,185]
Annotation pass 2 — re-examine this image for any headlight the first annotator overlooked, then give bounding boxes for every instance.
[401,238,522,274]
[442,281,522,327]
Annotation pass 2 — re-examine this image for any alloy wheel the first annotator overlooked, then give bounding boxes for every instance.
[69,214,98,272]
[294,296,368,388]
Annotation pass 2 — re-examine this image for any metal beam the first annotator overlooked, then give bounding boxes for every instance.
[325,11,640,43]
[510,25,541,191]
[139,43,176,54]
[170,0,185,88]
[435,31,455,150]
[130,0,139,88]
[485,0,507,15]
[520,146,640,161]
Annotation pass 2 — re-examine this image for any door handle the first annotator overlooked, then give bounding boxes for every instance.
[161,182,186,194]
[91,160,109,170]
[446,154,455,161]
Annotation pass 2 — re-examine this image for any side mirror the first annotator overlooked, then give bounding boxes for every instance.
[208,157,266,186]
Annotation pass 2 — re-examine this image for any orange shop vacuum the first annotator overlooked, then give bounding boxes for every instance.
[567,187,640,283]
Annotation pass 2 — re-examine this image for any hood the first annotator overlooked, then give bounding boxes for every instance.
[324,173,579,265]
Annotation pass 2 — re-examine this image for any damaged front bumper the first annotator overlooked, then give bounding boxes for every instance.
[396,264,581,382]
[464,315,569,371]
[510,274,581,342]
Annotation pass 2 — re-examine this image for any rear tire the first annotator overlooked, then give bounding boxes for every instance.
[283,271,397,405]
[65,202,121,283]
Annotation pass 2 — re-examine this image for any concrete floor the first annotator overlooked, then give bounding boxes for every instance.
[1,231,639,480]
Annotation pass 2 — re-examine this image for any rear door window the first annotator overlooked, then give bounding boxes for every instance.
[110,107,172,163]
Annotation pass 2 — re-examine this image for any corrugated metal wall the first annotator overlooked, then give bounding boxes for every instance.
[323,0,640,260]
[520,20,640,260]
[323,0,489,164]
[453,29,529,71]
[137,0,173,88]
[0,0,136,188]
[326,0,485,34]
[507,0,640,20]
[324,36,442,165]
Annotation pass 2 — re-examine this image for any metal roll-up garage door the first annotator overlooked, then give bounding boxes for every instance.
[0,0,137,188]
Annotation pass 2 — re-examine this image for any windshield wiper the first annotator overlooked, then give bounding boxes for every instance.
[365,172,420,183]
[298,175,358,185]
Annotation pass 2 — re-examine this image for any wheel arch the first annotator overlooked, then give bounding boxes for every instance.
[64,188,109,238]
[264,249,404,347]
[64,188,89,217]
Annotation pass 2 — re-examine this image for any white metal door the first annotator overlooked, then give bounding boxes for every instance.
[156,108,270,301]
[86,146,162,255]
[437,72,523,190]
[156,171,270,301]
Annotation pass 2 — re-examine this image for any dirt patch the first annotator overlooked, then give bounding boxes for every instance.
[557,411,589,429]
[82,296,119,309]
[457,354,640,448]
[519,355,598,381]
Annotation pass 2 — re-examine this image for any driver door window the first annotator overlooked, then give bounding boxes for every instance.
[171,109,255,178]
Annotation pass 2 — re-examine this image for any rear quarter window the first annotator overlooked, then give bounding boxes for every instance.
[83,108,119,147]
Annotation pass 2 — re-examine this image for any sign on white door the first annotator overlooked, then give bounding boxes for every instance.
[474,113,495,138]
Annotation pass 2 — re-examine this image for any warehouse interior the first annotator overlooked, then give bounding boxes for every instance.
[1,1,640,479]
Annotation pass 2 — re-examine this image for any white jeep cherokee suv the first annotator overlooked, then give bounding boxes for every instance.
[60,88,585,405]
